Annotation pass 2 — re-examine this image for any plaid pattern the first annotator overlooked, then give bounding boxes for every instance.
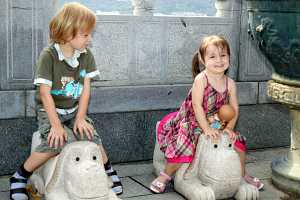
[157,75,230,162]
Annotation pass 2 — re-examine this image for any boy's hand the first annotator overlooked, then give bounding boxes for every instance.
[47,125,67,149]
[73,118,94,140]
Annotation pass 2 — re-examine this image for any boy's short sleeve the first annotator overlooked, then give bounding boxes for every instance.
[34,49,53,87]
[85,48,100,80]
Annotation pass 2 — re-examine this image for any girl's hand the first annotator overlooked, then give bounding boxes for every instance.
[73,117,94,140]
[203,127,220,140]
[47,125,67,149]
[223,128,236,141]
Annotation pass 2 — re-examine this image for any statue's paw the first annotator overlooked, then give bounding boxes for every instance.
[29,174,45,195]
[235,180,259,200]
[195,186,215,200]
[175,179,215,200]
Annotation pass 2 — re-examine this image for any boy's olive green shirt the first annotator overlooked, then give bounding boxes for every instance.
[34,44,99,109]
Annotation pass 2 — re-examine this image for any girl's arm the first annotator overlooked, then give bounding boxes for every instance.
[192,74,219,139]
[40,84,66,148]
[225,78,239,131]
[73,77,94,140]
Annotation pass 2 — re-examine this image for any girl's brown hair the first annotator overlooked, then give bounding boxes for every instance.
[192,35,231,79]
[49,2,96,44]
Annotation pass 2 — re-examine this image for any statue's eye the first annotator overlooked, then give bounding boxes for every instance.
[228,144,232,148]
[92,155,97,160]
[75,157,80,162]
[214,144,218,148]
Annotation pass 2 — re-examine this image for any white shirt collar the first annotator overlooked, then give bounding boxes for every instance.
[54,43,87,68]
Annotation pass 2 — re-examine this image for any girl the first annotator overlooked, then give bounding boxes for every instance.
[9,3,122,200]
[150,35,263,193]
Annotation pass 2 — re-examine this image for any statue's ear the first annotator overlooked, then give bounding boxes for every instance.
[45,154,64,192]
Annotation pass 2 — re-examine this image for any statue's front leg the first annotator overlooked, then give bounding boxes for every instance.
[235,180,259,200]
[175,177,215,200]
[175,164,215,200]
[108,190,121,200]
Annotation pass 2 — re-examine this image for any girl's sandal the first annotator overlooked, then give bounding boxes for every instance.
[244,174,264,190]
[150,172,172,194]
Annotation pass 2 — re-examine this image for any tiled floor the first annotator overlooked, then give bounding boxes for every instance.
[1,147,295,200]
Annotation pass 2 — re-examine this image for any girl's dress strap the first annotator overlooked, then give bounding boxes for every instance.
[226,76,228,90]
[204,72,209,86]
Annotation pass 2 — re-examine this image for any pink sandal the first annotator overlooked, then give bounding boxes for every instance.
[244,174,264,190]
[150,172,172,193]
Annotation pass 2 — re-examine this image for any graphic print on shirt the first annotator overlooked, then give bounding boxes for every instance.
[51,69,86,99]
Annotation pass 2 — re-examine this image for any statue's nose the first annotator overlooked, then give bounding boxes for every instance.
[82,161,98,171]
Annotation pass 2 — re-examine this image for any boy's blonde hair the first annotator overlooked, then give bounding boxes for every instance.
[49,2,96,44]
[192,35,231,79]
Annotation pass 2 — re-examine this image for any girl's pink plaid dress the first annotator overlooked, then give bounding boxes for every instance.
[157,74,246,163]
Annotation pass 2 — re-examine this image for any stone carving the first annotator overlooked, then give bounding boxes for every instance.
[268,80,300,106]
[93,22,129,83]
[136,22,162,79]
[30,131,120,200]
[153,130,259,199]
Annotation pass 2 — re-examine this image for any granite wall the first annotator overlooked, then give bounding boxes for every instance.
[0,0,290,175]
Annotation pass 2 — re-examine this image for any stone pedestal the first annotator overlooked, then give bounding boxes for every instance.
[268,80,300,196]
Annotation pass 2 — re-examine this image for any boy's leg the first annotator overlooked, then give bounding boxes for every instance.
[99,145,123,195]
[10,152,57,200]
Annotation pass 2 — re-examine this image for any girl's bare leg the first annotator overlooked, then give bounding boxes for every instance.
[156,162,182,183]
[235,147,246,177]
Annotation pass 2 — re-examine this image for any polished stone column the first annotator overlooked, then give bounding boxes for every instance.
[268,81,300,195]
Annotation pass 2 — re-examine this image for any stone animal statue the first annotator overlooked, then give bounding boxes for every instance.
[29,131,120,200]
[153,123,259,200]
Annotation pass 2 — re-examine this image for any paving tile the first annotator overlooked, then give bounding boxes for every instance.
[0,176,9,192]
[0,191,9,200]
[122,192,185,200]
[259,179,289,200]
[131,173,175,193]
[118,177,152,199]
[246,161,272,179]
[114,162,153,178]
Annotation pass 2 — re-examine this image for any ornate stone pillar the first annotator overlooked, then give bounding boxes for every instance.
[131,0,155,16]
[247,0,300,196]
